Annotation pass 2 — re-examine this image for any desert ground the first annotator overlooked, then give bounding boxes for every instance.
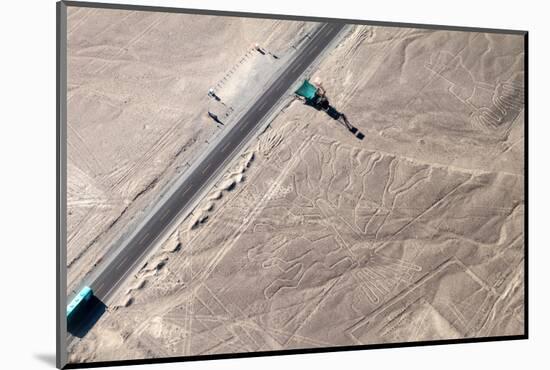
[68,10,524,364]
[66,7,315,292]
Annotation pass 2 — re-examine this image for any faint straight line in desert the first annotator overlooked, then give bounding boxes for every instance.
[93,10,136,39]
[284,275,344,347]
[227,305,264,349]
[111,107,184,192]
[447,301,469,327]
[375,177,471,253]
[340,27,413,108]
[346,257,458,342]
[404,32,481,110]
[67,8,97,36]
[183,298,193,356]
[67,122,106,175]
[93,13,168,75]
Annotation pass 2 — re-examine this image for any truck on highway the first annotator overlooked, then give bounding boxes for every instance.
[67,286,93,323]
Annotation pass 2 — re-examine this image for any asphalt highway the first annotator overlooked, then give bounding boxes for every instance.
[79,22,344,313]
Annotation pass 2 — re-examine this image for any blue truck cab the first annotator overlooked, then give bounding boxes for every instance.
[67,286,93,323]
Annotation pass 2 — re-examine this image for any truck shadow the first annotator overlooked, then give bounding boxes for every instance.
[304,100,364,140]
[67,296,107,338]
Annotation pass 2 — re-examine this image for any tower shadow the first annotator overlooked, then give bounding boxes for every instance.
[304,100,364,140]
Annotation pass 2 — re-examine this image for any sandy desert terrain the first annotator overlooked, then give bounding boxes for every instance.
[68,16,524,364]
[66,7,315,292]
